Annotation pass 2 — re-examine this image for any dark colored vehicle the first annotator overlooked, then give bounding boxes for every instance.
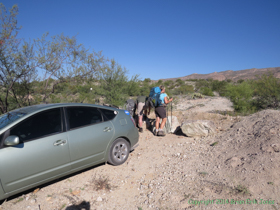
[0,103,139,200]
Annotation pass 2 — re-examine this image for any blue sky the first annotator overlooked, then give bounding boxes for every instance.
[2,0,280,80]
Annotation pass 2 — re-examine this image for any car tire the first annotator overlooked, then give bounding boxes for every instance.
[108,138,130,166]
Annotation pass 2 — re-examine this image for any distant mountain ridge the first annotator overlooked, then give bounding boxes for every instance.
[157,67,280,82]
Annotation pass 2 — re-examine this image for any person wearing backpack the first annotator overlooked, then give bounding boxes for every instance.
[136,95,149,133]
[154,85,173,136]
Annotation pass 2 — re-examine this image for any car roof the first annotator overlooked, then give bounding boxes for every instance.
[10,103,119,115]
[0,103,122,134]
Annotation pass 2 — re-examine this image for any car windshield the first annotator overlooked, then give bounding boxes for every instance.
[0,112,26,129]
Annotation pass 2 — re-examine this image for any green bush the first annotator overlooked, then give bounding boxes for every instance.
[210,80,228,96]
[191,92,204,99]
[139,86,150,96]
[164,80,173,87]
[200,87,214,96]
[237,79,244,84]
[143,78,151,83]
[225,82,256,113]
[195,79,211,90]
[155,80,163,86]
[175,79,184,86]
[172,84,194,95]
[252,73,280,109]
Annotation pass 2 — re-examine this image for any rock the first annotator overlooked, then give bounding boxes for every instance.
[151,117,175,134]
[225,157,242,168]
[30,199,36,204]
[96,196,102,202]
[271,144,280,152]
[181,120,215,137]
[261,144,275,153]
[167,116,180,133]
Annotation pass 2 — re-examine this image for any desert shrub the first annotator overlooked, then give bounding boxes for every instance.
[172,84,194,95]
[200,87,214,96]
[234,185,250,195]
[175,78,184,86]
[237,79,244,83]
[224,73,280,113]
[54,82,68,94]
[175,79,185,87]
[252,73,280,109]
[191,92,204,99]
[139,85,150,96]
[155,80,163,86]
[126,79,141,96]
[169,84,176,90]
[210,80,228,96]
[143,78,151,83]
[225,82,256,113]
[195,79,211,90]
[164,80,173,87]
[49,94,63,103]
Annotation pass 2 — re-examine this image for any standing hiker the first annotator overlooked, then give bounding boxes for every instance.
[154,85,173,136]
[136,95,148,133]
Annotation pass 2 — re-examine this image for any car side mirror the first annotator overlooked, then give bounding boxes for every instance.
[4,135,20,146]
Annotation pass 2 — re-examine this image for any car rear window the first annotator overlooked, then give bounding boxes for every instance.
[100,109,117,121]
[66,107,103,129]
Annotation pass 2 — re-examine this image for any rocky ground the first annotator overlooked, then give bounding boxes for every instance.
[1,97,279,210]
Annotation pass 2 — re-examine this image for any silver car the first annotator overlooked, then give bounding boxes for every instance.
[0,103,139,200]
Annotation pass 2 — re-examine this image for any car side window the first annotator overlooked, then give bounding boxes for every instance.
[99,109,116,121]
[9,108,62,142]
[66,107,103,130]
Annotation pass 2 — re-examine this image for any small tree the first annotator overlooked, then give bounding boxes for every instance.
[211,80,228,96]
[225,82,255,113]
[252,73,280,109]
[200,87,214,96]
[143,78,151,83]
[98,59,129,106]
[0,4,37,113]
[195,79,210,90]
[34,33,104,102]
[126,75,140,96]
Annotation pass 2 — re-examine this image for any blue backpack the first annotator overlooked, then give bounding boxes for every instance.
[147,87,161,108]
[149,86,161,98]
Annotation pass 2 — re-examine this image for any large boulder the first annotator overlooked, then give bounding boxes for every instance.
[181,120,215,137]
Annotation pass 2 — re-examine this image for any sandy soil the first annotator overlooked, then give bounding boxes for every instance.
[1,97,279,210]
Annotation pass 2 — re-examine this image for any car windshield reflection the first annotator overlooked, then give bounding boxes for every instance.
[0,112,26,129]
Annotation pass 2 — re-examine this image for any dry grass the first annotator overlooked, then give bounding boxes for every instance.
[233,185,251,196]
[92,175,116,192]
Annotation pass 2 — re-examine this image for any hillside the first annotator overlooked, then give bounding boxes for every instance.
[157,67,280,82]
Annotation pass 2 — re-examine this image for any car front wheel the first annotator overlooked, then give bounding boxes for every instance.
[108,138,130,166]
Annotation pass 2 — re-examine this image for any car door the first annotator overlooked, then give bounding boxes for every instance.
[0,108,71,194]
[66,106,114,169]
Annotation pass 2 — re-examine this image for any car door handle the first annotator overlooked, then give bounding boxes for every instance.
[53,139,67,146]
[103,127,112,132]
